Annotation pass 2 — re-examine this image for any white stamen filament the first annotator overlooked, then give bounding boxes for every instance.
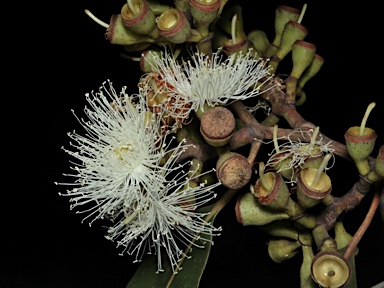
[273,124,280,153]
[120,53,141,62]
[128,0,139,15]
[311,153,332,187]
[259,162,272,191]
[264,128,335,185]
[123,209,139,225]
[297,3,307,24]
[84,9,109,29]
[231,14,237,44]
[250,184,255,194]
[309,126,320,147]
[149,48,273,117]
[173,49,181,61]
[359,102,376,136]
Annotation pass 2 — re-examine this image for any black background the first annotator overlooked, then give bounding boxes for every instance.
[8,0,384,287]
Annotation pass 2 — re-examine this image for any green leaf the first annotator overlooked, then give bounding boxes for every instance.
[126,203,219,288]
[126,253,173,288]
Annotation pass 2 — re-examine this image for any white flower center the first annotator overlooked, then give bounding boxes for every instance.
[113,143,134,161]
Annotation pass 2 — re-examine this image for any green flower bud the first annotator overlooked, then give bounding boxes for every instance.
[189,0,221,36]
[105,14,155,45]
[253,163,295,212]
[235,192,290,226]
[120,0,158,39]
[269,21,308,74]
[345,126,377,175]
[268,239,301,263]
[297,167,332,210]
[247,30,270,55]
[272,5,300,47]
[311,251,352,288]
[157,9,191,43]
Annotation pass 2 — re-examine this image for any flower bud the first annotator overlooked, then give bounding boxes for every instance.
[272,5,300,47]
[277,21,308,59]
[262,43,279,59]
[105,14,155,45]
[297,167,332,209]
[285,41,316,103]
[295,54,324,106]
[259,220,298,240]
[235,192,290,226]
[247,30,270,56]
[146,0,171,15]
[120,0,158,38]
[300,152,324,170]
[269,149,295,180]
[297,54,324,89]
[200,106,236,147]
[216,152,252,190]
[268,239,301,263]
[253,167,294,212]
[140,49,162,72]
[157,8,191,43]
[223,37,250,58]
[291,41,316,79]
[344,126,377,176]
[188,0,221,36]
[269,21,308,74]
[311,251,351,288]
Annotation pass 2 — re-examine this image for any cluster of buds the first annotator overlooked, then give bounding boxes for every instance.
[89,0,222,54]
[62,1,384,287]
[235,101,382,288]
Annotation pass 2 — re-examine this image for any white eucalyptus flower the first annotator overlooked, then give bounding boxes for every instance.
[107,158,221,273]
[149,48,273,118]
[264,128,335,184]
[58,80,166,223]
[57,80,221,272]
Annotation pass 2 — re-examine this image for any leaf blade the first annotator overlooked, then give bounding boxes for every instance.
[126,203,219,288]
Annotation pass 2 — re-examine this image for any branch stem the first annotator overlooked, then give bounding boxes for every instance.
[344,182,382,259]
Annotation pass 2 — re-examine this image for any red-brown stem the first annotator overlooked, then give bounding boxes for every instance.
[229,101,351,160]
[343,181,383,259]
[230,101,259,126]
[280,104,307,128]
[247,141,262,166]
[259,80,307,128]
[316,178,372,230]
[175,139,218,163]
[229,125,257,150]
